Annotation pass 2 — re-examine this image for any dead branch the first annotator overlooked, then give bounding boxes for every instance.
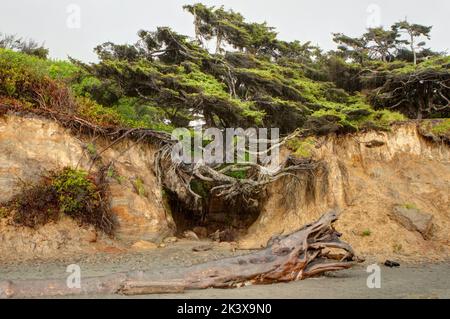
[0,211,356,298]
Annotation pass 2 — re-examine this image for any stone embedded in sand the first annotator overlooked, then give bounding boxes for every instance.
[192,226,208,238]
[183,231,200,241]
[391,206,434,239]
[163,236,178,244]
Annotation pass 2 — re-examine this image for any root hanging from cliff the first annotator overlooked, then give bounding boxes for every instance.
[0,102,321,230]
[0,211,356,298]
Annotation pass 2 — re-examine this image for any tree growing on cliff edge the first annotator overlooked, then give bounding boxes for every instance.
[393,20,432,65]
[371,62,450,119]
[0,33,48,59]
[332,33,368,64]
[363,27,399,62]
[183,3,280,57]
[63,2,448,133]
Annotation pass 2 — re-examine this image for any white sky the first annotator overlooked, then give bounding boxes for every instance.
[1,0,449,62]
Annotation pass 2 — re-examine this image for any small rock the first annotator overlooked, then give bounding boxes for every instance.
[391,205,434,239]
[365,140,385,148]
[192,245,213,252]
[193,226,208,238]
[131,240,158,251]
[384,260,400,268]
[163,236,178,244]
[86,231,97,243]
[209,230,221,242]
[183,230,200,241]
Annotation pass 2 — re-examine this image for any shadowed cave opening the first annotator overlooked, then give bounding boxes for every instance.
[164,188,262,242]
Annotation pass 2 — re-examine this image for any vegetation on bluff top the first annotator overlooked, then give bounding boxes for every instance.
[0,3,448,136]
[0,3,448,237]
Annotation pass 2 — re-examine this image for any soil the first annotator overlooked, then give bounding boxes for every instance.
[239,124,450,262]
[1,119,449,298]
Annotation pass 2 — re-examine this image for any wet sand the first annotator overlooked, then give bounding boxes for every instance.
[1,241,448,299]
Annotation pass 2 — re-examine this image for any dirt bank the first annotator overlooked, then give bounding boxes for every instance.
[241,122,450,262]
[0,114,449,263]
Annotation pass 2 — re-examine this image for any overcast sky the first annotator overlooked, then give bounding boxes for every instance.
[1,0,449,62]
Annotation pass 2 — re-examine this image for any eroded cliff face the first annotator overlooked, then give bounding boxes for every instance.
[241,123,450,261]
[1,114,449,262]
[0,114,174,248]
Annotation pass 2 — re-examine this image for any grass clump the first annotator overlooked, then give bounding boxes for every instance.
[393,243,403,254]
[361,229,372,237]
[5,167,115,235]
[431,118,450,135]
[287,137,316,158]
[225,169,248,180]
[132,177,147,197]
[404,203,418,210]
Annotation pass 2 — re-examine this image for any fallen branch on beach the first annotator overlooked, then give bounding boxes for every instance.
[0,211,356,298]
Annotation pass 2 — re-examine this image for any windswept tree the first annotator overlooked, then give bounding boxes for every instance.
[184,4,249,53]
[0,33,48,59]
[363,27,399,62]
[393,20,432,65]
[276,40,319,62]
[332,33,368,63]
[184,3,279,56]
[371,60,450,119]
[182,3,216,46]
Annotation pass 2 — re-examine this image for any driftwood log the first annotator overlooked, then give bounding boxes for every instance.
[0,211,356,298]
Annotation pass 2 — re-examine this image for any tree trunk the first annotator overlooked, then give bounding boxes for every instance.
[216,33,223,54]
[0,211,357,298]
[411,33,417,66]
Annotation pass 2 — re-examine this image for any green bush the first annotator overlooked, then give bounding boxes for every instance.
[361,229,372,237]
[52,168,97,216]
[6,168,115,235]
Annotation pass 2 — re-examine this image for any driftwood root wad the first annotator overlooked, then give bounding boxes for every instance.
[0,211,357,298]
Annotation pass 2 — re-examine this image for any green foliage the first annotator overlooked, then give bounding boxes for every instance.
[86,143,97,157]
[370,109,406,127]
[226,169,247,180]
[132,177,147,197]
[287,137,316,158]
[190,179,211,198]
[1,4,447,138]
[76,96,127,127]
[393,242,403,253]
[106,166,125,184]
[6,168,115,234]
[361,229,372,237]
[431,118,450,135]
[52,168,97,215]
[404,203,418,210]
[0,33,49,59]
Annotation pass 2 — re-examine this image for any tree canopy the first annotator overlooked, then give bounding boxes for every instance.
[0,3,448,134]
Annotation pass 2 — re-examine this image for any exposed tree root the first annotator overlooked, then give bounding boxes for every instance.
[0,211,356,298]
[0,103,316,213]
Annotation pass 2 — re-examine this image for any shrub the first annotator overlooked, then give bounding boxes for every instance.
[404,203,418,210]
[287,137,316,158]
[132,177,147,197]
[10,180,60,228]
[431,118,450,136]
[6,168,115,235]
[361,229,372,237]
